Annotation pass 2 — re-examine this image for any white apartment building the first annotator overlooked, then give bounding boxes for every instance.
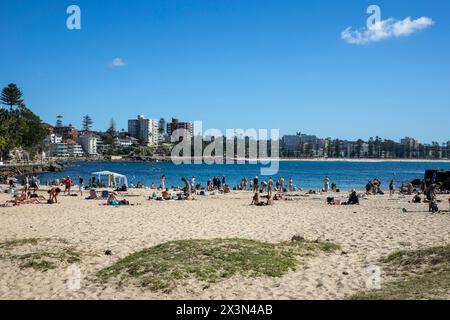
[52,143,84,158]
[67,144,84,157]
[77,136,98,155]
[44,133,63,145]
[128,115,159,146]
[54,143,69,158]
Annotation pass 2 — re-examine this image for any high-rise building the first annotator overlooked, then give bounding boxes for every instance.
[166,118,193,141]
[128,115,159,146]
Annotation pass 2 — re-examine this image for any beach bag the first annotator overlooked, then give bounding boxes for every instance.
[431,201,439,213]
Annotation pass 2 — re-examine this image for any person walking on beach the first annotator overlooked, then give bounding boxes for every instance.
[323,176,330,193]
[78,176,84,196]
[289,177,293,192]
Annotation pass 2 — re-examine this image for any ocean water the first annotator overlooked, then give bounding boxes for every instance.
[35,161,450,190]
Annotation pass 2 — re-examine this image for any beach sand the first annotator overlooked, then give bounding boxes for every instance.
[0,186,449,300]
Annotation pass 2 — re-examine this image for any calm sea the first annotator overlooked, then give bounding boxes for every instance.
[36,161,450,190]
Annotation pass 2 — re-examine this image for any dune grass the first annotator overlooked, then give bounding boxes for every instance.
[351,245,450,300]
[97,238,339,292]
[0,238,81,271]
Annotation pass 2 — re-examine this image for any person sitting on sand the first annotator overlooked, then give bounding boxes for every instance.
[366,181,373,195]
[107,192,120,206]
[331,183,337,192]
[407,183,414,195]
[86,189,99,200]
[251,192,260,205]
[412,193,422,203]
[162,188,173,200]
[345,189,359,205]
[107,192,130,206]
[185,194,194,201]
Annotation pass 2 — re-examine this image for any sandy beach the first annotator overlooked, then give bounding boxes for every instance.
[1,186,449,300]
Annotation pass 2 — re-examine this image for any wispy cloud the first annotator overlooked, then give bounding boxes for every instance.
[110,57,127,68]
[342,16,434,45]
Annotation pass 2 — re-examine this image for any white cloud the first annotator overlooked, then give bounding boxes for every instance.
[342,16,434,45]
[110,57,127,68]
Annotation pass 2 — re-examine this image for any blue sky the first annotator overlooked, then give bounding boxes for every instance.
[1,0,449,143]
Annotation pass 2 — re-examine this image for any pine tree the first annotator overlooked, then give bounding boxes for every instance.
[0,83,23,111]
[82,115,93,131]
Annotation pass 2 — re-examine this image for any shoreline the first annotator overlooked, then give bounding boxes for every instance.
[61,157,450,164]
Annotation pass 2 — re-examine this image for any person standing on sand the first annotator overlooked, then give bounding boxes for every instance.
[182,178,191,196]
[389,179,395,197]
[78,176,84,196]
[289,177,293,192]
[64,176,73,195]
[243,177,248,190]
[161,175,166,190]
[267,177,274,197]
[280,177,285,192]
[420,179,426,193]
[253,176,259,192]
[323,176,330,193]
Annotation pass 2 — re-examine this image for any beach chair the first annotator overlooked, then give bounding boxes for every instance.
[101,190,109,199]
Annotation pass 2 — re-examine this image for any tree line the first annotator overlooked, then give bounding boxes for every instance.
[0,83,47,161]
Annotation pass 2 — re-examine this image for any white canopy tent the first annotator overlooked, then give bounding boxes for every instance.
[91,171,128,188]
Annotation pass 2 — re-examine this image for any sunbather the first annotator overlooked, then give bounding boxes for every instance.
[85,189,99,200]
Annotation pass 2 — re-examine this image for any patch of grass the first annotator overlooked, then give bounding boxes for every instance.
[0,238,41,250]
[0,238,81,271]
[350,245,450,300]
[97,238,339,292]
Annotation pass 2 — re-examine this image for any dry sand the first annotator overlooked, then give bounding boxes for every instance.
[0,186,449,300]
